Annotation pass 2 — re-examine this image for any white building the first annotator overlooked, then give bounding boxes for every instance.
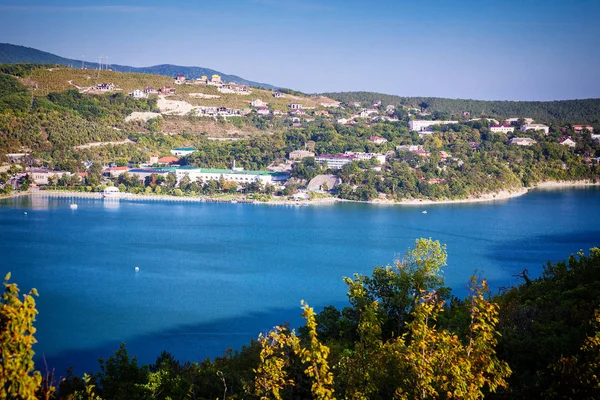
[396,145,423,152]
[558,136,576,147]
[170,147,196,156]
[315,154,356,169]
[289,150,315,160]
[256,107,270,115]
[289,103,303,109]
[130,89,146,98]
[506,117,534,125]
[489,124,515,134]
[175,167,282,186]
[251,99,266,107]
[409,120,458,132]
[344,151,386,165]
[27,169,70,185]
[509,138,537,146]
[520,124,549,134]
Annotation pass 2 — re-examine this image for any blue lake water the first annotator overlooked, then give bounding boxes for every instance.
[1,188,600,375]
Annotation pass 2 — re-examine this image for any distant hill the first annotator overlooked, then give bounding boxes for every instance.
[322,91,600,124]
[0,43,277,90]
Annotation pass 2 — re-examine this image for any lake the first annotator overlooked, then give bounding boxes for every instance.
[1,188,600,375]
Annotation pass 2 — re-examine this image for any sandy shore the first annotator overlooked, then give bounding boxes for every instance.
[5,180,598,206]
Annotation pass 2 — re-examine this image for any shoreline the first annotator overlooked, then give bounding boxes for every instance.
[3,179,598,206]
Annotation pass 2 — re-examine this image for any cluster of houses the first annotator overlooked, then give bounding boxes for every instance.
[173,73,251,95]
[407,117,596,148]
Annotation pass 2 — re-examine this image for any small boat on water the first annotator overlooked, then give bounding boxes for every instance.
[134,266,140,272]
[70,204,78,209]
[422,210,427,214]
[102,186,132,199]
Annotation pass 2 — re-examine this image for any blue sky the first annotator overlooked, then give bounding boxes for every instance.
[1,0,599,100]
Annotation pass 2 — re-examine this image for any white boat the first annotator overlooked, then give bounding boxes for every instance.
[102,186,131,199]
[422,210,427,214]
[70,204,78,209]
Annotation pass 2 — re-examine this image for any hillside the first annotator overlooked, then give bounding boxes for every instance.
[0,43,277,90]
[2,65,322,112]
[322,91,600,124]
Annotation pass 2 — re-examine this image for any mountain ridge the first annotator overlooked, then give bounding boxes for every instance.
[0,43,277,90]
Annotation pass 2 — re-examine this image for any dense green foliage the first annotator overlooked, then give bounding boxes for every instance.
[0,73,31,114]
[323,91,600,125]
[0,63,59,77]
[494,248,600,399]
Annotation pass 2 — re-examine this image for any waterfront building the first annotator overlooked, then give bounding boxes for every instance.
[174,166,287,186]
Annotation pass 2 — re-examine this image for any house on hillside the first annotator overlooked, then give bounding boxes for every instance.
[506,117,535,125]
[289,150,315,160]
[174,74,186,84]
[96,83,115,91]
[520,124,549,134]
[159,86,176,94]
[289,103,303,109]
[211,74,221,83]
[256,107,270,115]
[573,125,594,133]
[273,92,284,98]
[143,86,158,94]
[409,120,458,132]
[558,136,576,147]
[369,136,387,144]
[130,89,146,98]
[509,138,537,146]
[251,99,266,107]
[490,124,515,133]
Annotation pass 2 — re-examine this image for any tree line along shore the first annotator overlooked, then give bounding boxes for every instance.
[1,64,600,203]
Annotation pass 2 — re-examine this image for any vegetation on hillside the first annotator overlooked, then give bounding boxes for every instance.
[4,241,600,399]
[322,91,600,125]
[0,43,276,89]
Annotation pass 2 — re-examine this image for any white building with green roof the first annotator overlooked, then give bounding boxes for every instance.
[174,166,288,186]
[170,147,196,156]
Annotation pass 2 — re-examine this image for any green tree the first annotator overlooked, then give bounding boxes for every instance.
[0,272,42,399]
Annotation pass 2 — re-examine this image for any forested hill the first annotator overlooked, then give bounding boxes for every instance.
[0,43,277,90]
[322,91,600,124]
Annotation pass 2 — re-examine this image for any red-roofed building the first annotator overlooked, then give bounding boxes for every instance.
[158,156,180,164]
[412,149,431,157]
[573,125,594,133]
[368,136,388,144]
[104,166,131,177]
